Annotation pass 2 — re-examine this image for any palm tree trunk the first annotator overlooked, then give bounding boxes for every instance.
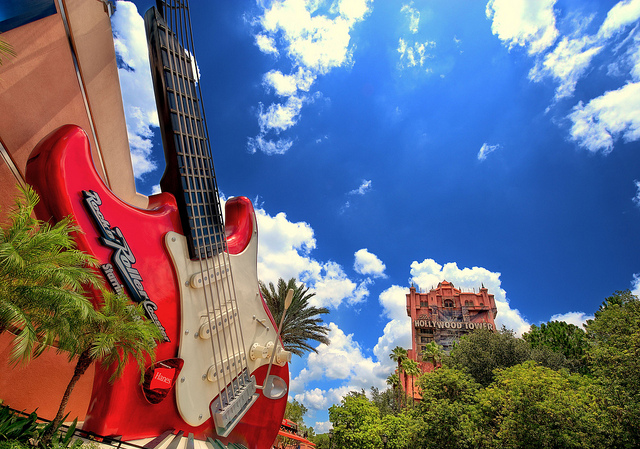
[42,348,93,444]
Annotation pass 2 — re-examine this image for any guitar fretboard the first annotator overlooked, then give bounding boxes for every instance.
[145,4,224,260]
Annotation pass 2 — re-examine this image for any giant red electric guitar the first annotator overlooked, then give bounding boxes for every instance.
[25,2,289,448]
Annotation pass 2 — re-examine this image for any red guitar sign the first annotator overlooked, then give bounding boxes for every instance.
[25,3,290,449]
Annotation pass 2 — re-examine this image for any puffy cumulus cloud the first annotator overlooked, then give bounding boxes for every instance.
[528,36,603,100]
[291,323,387,404]
[111,1,159,179]
[477,143,500,161]
[409,258,531,336]
[255,205,369,309]
[250,0,372,154]
[486,0,559,55]
[568,81,640,154]
[373,285,412,374]
[258,96,306,133]
[254,207,321,284]
[354,248,387,278]
[263,67,317,97]
[310,261,370,308]
[549,311,594,328]
[255,33,279,55]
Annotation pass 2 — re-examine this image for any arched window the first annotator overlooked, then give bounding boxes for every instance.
[444,299,454,308]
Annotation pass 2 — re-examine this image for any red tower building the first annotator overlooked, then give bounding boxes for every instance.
[406,281,497,364]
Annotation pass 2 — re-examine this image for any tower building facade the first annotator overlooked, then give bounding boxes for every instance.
[406,281,497,363]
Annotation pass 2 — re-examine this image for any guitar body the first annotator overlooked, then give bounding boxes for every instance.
[26,125,288,448]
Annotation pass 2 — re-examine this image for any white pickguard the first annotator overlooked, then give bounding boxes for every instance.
[165,226,288,430]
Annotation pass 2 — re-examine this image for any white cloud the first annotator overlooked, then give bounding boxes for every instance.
[634,180,640,207]
[478,143,500,161]
[549,311,594,328]
[354,248,387,278]
[250,0,373,154]
[255,33,279,55]
[397,38,436,69]
[258,96,306,133]
[291,322,387,405]
[486,0,559,55]
[247,136,293,155]
[409,258,531,336]
[632,273,640,296]
[401,4,420,34]
[349,179,372,195]
[528,36,603,100]
[311,261,370,308]
[568,81,640,154]
[373,285,412,374]
[111,1,159,179]
[597,0,640,40]
[255,205,369,309]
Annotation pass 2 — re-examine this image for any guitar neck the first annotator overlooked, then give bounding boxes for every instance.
[145,3,224,260]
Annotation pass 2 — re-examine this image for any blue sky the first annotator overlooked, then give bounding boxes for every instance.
[112,0,640,432]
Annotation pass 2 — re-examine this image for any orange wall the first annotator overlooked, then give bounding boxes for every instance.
[0,0,144,420]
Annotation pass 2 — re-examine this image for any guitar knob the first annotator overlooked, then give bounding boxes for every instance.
[250,343,269,360]
[276,348,291,366]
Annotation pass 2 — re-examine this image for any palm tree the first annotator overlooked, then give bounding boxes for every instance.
[0,185,100,362]
[386,372,402,413]
[389,346,407,365]
[42,290,162,444]
[421,341,444,368]
[389,346,408,408]
[260,278,330,356]
[0,38,16,65]
[402,358,421,406]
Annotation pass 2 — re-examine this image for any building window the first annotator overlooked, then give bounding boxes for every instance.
[465,300,472,306]
[444,299,454,308]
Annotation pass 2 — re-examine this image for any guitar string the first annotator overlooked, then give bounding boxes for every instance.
[164,0,251,417]
[181,0,253,400]
[172,0,241,406]
[169,0,237,405]
[160,0,227,401]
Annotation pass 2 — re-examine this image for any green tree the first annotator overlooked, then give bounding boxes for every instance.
[523,320,588,373]
[473,361,612,448]
[401,358,421,406]
[260,278,330,356]
[389,345,407,365]
[446,327,530,386]
[329,391,381,449]
[0,185,99,361]
[370,386,396,417]
[585,290,640,446]
[43,291,162,444]
[415,367,480,449]
[421,341,444,367]
[389,346,408,409]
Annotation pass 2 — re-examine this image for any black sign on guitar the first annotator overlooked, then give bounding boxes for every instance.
[82,189,170,342]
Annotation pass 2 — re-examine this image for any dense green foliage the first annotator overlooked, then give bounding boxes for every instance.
[0,187,162,446]
[326,290,640,448]
[260,277,330,356]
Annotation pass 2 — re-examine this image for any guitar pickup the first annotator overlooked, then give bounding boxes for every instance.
[198,308,237,340]
[189,261,231,288]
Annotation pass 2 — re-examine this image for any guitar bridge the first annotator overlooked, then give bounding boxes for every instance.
[210,370,259,437]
